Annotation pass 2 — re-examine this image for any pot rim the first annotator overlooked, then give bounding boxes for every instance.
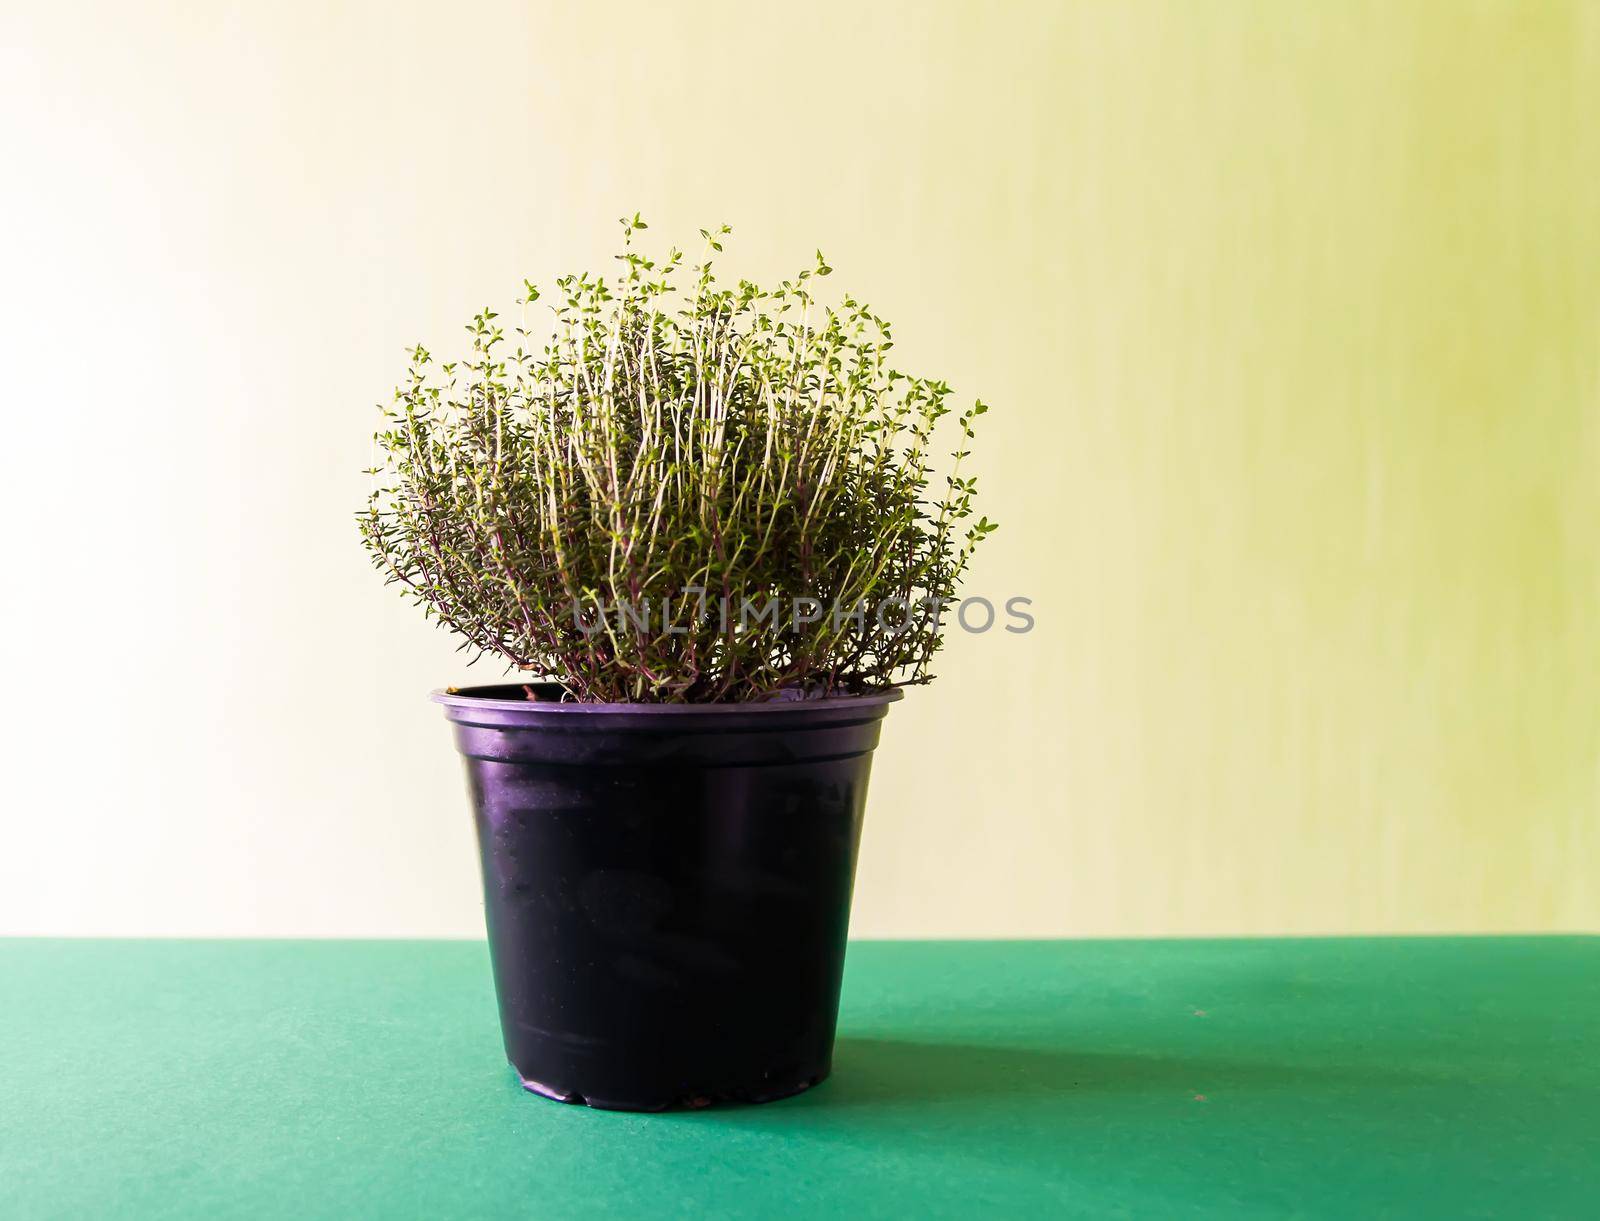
[430,682,905,716]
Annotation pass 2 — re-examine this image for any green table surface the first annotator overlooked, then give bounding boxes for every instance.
[3,937,1597,1219]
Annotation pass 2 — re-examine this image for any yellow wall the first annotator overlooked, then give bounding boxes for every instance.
[2,1,1595,936]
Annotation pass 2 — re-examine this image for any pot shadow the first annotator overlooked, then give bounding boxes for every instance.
[648,1034,1600,1217]
[654,1035,1560,1214]
[794,1035,1444,1111]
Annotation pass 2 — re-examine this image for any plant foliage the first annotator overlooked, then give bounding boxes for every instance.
[360,217,995,703]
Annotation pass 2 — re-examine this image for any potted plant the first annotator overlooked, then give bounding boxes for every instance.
[359,216,995,1110]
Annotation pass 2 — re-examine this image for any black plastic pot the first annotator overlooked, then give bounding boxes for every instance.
[433,682,901,1111]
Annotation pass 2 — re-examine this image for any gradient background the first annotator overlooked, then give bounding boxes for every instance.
[2,1,1595,938]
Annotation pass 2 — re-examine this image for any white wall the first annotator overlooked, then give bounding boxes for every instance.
[3,1,1596,938]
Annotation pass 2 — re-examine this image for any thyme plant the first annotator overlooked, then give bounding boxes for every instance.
[360,217,995,703]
